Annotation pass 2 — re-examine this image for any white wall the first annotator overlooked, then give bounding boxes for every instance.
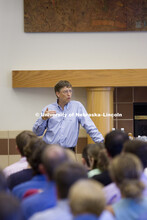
[0,0,147,130]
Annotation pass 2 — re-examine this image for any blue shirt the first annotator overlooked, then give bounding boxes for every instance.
[74,211,115,220]
[21,181,56,220]
[33,101,104,147]
[29,199,72,220]
[12,174,48,200]
[112,197,147,220]
[74,212,115,220]
[74,214,99,220]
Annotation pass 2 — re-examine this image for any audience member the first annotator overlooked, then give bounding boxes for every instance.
[69,179,115,220]
[29,161,88,220]
[3,130,36,177]
[0,169,8,191]
[123,139,147,169]
[65,148,77,162]
[81,145,91,171]
[12,137,48,199]
[0,192,24,220]
[124,139,147,190]
[104,139,147,204]
[87,143,109,178]
[94,130,129,186]
[7,135,39,190]
[7,165,33,190]
[107,153,147,220]
[105,130,129,158]
[21,145,69,219]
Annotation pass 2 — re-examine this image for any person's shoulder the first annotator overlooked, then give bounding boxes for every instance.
[3,161,21,175]
[43,102,57,110]
[22,191,41,209]
[92,170,112,186]
[99,210,115,220]
[70,100,83,106]
[13,176,34,192]
[30,207,55,220]
[142,196,147,204]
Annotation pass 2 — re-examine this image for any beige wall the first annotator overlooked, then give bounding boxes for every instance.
[0,1,147,167]
[0,1,147,131]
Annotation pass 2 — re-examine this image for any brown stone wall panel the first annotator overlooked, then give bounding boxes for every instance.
[113,119,117,129]
[134,87,147,102]
[117,103,133,119]
[117,87,133,102]
[114,103,117,114]
[9,139,19,155]
[117,120,133,134]
[114,88,117,102]
[77,137,87,154]
[0,139,8,155]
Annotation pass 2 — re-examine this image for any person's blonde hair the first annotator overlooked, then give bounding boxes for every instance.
[65,149,77,162]
[69,179,106,216]
[109,153,144,200]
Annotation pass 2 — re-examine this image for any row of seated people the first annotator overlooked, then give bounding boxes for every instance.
[1,130,147,220]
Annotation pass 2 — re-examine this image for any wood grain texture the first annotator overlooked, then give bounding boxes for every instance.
[24,0,147,32]
[12,69,147,88]
[87,88,114,142]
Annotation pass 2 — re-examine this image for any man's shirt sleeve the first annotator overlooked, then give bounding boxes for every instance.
[32,107,48,136]
[78,102,104,143]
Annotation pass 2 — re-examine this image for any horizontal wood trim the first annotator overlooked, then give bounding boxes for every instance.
[12,69,147,88]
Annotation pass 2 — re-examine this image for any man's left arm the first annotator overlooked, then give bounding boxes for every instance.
[78,103,104,143]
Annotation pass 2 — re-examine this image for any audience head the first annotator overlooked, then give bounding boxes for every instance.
[24,137,47,175]
[123,140,147,169]
[65,149,77,162]
[55,162,87,199]
[69,179,105,217]
[82,145,91,170]
[0,192,23,220]
[16,130,36,157]
[41,145,69,180]
[87,143,109,171]
[109,153,144,200]
[105,130,129,158]
[0,170,7,191]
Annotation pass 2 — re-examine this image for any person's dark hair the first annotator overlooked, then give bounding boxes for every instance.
[87,143,109,171]
[41,145,69,180]
[24,137,47,175]
[54,80,72,93]
[105,130,129,158]
[82,145,90,168]
[0,170,7,191]
[55,162,87,199]
[16,131,36,157]
[0,192,23,220]
[123,140,147,169]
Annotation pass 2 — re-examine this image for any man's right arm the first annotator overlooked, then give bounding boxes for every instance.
[33,107,56,136]
[32,117,48,136]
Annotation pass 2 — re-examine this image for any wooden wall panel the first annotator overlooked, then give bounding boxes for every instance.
[12,69,147,88]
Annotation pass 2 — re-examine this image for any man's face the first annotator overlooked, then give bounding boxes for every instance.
[56,86,72,104]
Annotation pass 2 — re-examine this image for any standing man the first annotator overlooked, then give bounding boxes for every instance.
[33,80,104,151]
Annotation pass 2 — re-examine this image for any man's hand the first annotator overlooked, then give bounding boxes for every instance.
[42,108,56,120]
